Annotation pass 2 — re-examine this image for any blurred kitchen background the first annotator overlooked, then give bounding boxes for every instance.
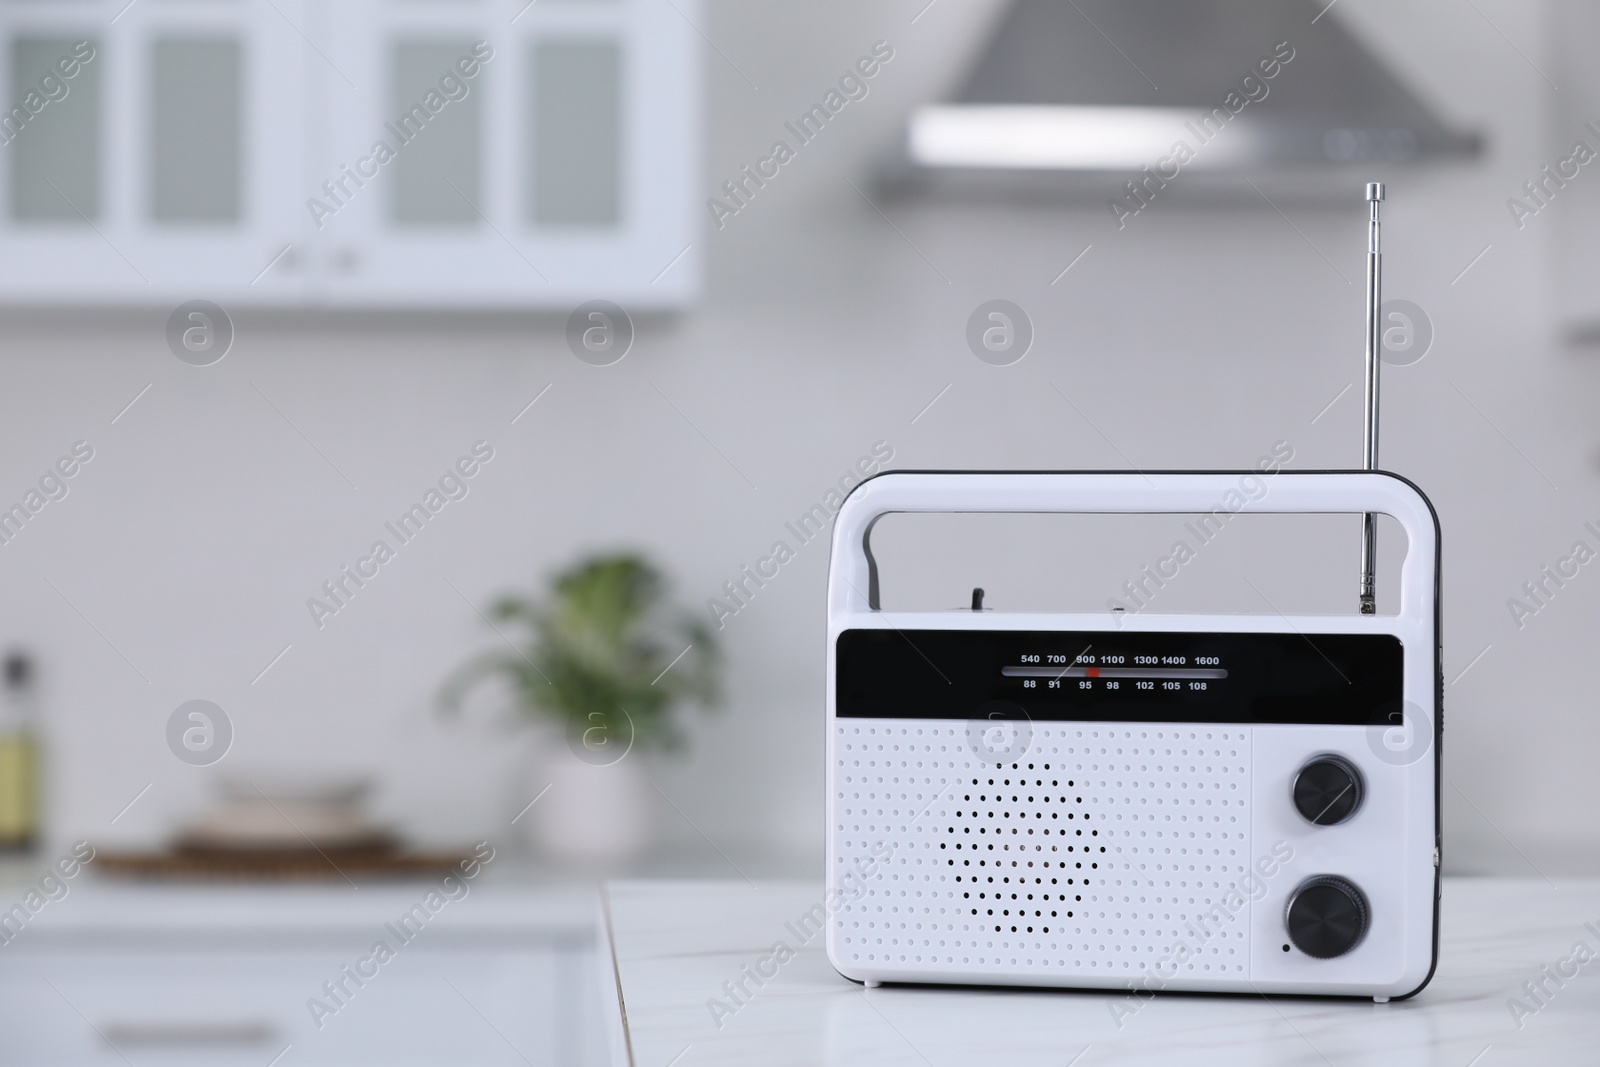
[0,0,1596,1061]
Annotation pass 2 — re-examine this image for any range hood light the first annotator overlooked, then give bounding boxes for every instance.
[909,105,1266,171]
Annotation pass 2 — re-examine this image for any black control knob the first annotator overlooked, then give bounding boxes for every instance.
[1292,754,1363,825]
[1286,875,1370,959]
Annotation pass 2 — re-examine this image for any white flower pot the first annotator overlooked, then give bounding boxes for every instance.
[521,740,652,866]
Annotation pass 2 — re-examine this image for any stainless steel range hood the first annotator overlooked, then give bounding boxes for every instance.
[895,0,1480,187]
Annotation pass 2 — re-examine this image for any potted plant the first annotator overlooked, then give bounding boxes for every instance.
[442,553,719,863]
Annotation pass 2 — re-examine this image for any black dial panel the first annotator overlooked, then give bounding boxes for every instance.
[835,628,1403,725]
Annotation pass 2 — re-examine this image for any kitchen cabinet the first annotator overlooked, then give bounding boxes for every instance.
[0,880,605,1066]
[0,0,701,308]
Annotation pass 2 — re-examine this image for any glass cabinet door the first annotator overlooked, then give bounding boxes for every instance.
[312,0,700,307]
[0,0,310,301]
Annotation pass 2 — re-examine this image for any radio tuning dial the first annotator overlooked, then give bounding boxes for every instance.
[1286,875,1370,959]
[1292,754,1363,825]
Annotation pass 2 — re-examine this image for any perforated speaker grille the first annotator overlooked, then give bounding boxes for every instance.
[833,721,1253,980]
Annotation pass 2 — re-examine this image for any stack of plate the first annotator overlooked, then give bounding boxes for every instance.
[173,775,395,853]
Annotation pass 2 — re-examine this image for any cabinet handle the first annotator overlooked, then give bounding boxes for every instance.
[100,1021,276,1047]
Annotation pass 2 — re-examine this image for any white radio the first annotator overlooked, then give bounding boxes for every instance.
[824,185,1440,1000]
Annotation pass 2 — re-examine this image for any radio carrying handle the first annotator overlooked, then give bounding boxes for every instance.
[828,470,1438,621]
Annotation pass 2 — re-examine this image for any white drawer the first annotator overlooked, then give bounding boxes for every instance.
[0,930,602,1066]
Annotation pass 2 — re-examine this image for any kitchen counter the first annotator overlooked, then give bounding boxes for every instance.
[0,841,811,1066]
[600,877,1600,1066]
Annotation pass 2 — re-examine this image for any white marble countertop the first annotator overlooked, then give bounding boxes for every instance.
[601,877,1600,1066]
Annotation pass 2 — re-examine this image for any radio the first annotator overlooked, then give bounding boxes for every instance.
[824,185,1440,1000]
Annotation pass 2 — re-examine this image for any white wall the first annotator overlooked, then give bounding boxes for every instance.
[2,0,1594,876]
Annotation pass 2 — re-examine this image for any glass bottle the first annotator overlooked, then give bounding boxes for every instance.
[0,651,39,851]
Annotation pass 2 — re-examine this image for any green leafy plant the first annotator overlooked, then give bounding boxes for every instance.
[441,553,719,751]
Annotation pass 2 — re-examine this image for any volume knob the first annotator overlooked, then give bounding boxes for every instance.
[1285,875,1370,959]
[1292,754,1363,825]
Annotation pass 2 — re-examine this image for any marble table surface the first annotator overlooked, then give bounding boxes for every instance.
[600,877,1600,1066]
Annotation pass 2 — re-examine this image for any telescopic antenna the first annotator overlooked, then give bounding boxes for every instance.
[1359,181,1384,615]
